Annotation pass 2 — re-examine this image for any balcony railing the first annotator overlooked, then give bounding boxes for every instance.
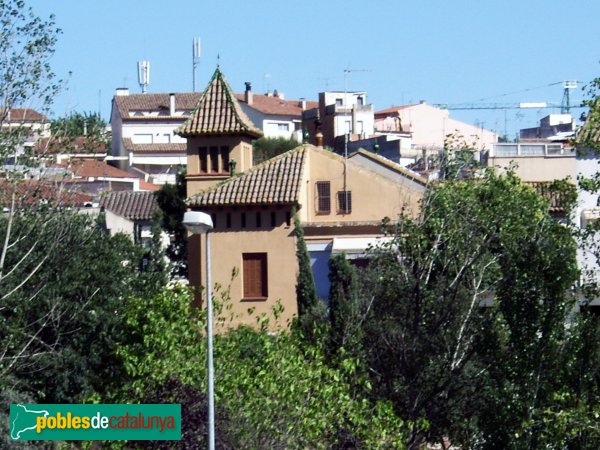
[491,143,575,157]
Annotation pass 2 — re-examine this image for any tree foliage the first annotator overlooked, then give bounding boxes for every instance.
[0,209,165,403]
[154,170,188,278]
[350,169,579,448]
[252,136,299,164]
[115,286,409,449]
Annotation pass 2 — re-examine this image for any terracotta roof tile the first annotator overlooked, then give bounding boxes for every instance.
[234,93,318,117]
[1,108,49,123]
[0,180,92,208]
[122,137,187,154]
[59,160,136,179]
[113,93,202,120]
[375,104,419,115]
[189,145,307,207]
[176,68,263,138]
[351,149,428,186]
[100,190,158,220]
[35,136,107,155]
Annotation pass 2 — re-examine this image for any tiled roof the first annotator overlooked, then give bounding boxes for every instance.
[60,160,136,179]
[176,68,263,138]
[122,138,187,154]
[375,104,419,115]
[113,92,202,120]
[0,180,92,208]
[1,108,49,123]
[189,145,308,207]
[351,149,428,186]
[140,180,161,192]
[35,136,107,155]
[100,190,158,220]
[234,93,318,117]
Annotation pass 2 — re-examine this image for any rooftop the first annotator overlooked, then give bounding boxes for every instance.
[100,190,158,221]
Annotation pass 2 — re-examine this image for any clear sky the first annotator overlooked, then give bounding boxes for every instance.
[29,0,600,139]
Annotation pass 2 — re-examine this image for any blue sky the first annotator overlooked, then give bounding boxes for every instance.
[29,0,600,139]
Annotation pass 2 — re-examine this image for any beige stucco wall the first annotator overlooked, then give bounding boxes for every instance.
[186,135,253,196]
[297,148,423,224]
[488,155,576,182]
[189,206,298,331]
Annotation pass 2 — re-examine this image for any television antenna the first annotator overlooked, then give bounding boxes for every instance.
[193,38,201,92]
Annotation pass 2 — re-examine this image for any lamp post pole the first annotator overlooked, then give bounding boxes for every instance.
[205,228,215,450]
[182,211,215,450]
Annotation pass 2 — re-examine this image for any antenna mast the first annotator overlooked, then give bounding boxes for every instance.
[561,80,577,114]
[137,60,150,93]
[193,38,201,92]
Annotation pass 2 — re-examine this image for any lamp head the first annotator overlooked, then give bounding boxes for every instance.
[183,211,214,234]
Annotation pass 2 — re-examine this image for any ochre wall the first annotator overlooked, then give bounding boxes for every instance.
[188,206,298,331]
[297,148,423,224]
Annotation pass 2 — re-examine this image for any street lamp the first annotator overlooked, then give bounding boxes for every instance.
[182,211,215,450]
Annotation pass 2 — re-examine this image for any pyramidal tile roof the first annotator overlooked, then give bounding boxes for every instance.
[176,68,263,138]
[189,145,308,207]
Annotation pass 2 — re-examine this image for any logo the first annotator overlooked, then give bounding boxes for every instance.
[10,404,181,441]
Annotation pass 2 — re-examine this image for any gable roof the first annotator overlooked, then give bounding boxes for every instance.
[100,190,157,220]
[176,68,263,138]
[36,136,108,155]
[1,108,49,123]
[375,104,420,115]
[349,149,428,186]
[234,93,318,117]
[59,159,136,179]
[113,92,202,120]
[189,145,308,207]
[122,137,187,154]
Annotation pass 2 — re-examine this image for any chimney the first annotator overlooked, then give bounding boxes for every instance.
[315,131,324,149]
[244,82,253,105]
[116,87,129,96]
[299,98,307,111]
[169,93,176,115]
[273,89,284,100]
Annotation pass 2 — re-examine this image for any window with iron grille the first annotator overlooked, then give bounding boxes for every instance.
[316,181,331,214]
[337,191,352,214]
[242,253,268,299]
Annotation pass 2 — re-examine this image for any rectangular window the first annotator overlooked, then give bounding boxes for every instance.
[226,213,232,229]
[220,146,230,173]
[277,123,289,131]
[271,211,276,227]
[335,98,343,106]
[243,253,268,299]
[211,213,217,229]
[241,212,246,228]
[256,212,262,228]
[316,181,331,214]
[210,146,219,173]
[199,147,208,173]
[286,211,291,226]
[337,191,352,214]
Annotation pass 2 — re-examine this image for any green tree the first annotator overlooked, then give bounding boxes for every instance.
[328,253,362,358]
[49,111,111,151]
[154,169,188,278]
[357,169,578,448]
[252,136,299,164]
[116,286,409,449]
[0,0,61,166]
[0,210,165,403]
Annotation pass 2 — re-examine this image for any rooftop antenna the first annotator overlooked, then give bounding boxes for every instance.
[263,73,271,93]
[561,80,577,114]
[137,60,150,93]
[193,38,201,92]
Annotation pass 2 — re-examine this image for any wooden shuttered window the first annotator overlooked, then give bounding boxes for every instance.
[242,253,268,299]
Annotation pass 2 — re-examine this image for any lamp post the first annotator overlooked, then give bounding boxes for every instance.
[182,211,215,450]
